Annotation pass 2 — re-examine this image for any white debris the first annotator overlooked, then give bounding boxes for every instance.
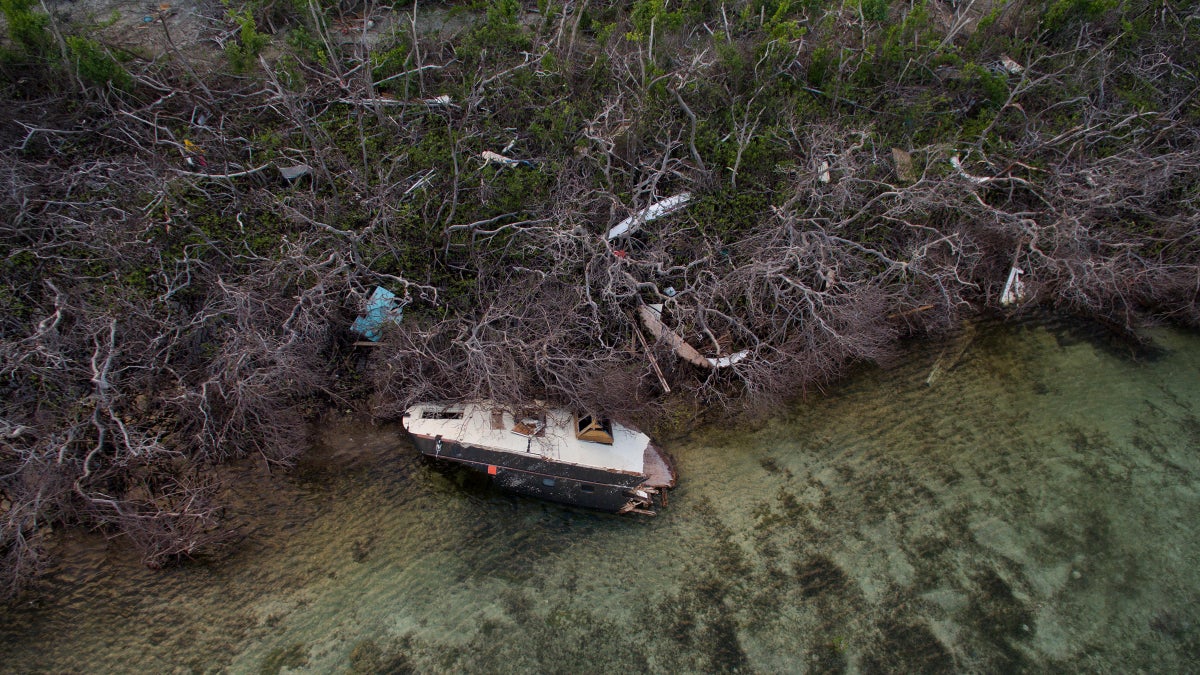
[951,155,990,184]
[405,170,436,195]
[706,350,750,368]
[481,150,529,167]
[423,94,453,107]
[606,193,693,240]
[999,55,1024,75]
[1000,266,1026,306]
[818,160,831,184]
[278,164,313,181]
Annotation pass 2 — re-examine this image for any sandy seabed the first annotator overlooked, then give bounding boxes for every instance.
[2,316,1198,673]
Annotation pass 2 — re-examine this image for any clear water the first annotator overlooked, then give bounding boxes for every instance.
[2,318,1199,673]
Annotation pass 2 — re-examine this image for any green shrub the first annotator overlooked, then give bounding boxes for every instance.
[860,0,888,23]
[963,62,1009,108]
[225,9,270,73]
[66,36,133,90]
[370,42,410,93]
[460,0,531,61]
[627,0,685,39]
[286,25,326,65]
[1042,0,1119,35]
[0,0,50,58]
[807,45,835,88]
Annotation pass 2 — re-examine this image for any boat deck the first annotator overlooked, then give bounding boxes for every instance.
[404,404,650,475]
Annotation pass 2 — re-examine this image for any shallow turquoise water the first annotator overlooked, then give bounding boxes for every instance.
[2,318,1198,672]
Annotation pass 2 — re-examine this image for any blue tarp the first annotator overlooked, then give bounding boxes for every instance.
[351,286,403,341]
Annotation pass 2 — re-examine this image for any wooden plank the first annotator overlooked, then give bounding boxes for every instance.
[637,304,711,368]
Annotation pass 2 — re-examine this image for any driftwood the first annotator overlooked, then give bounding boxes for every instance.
[637,304,748,369]
[638,304,712,368]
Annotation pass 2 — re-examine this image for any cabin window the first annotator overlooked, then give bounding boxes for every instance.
[579,484,595,493]
[422,408,464,420]
[575,415,614,445]
[542,478,556,487]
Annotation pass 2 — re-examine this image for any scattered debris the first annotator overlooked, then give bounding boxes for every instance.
[892,148,916,183]
[335,16,377,34]
[998,55,1024,75]
[818,160,831,184]
[278,164,312,181]
[706,351,750,368]
[606,193,692,240]
[1000,266,1026,306]
[182,139,205,168]
[174,164,271,179]
[632,323,671,393]
[404,170,436,195]
[350,286,404,342]
[480,150,532,168]
[637,304,748,369]
[950,155,990,184]
[336,94,456,109]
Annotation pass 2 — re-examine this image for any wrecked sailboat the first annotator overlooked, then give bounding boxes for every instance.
[402,403,676,514]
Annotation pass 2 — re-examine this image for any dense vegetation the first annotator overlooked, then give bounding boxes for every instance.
[1,0,1197,595]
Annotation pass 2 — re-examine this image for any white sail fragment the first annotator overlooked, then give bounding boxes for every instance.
[1000,266,1026,306]
[278,164,312,181]
[606,193,692,240]
[706,350,749,368]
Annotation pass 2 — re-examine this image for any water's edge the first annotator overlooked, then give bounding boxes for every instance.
[2,317,1198,673]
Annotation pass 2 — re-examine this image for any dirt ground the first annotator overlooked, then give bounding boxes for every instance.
[36,0,1001,77]
[47,0,228,66]
[41,0,483,72]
